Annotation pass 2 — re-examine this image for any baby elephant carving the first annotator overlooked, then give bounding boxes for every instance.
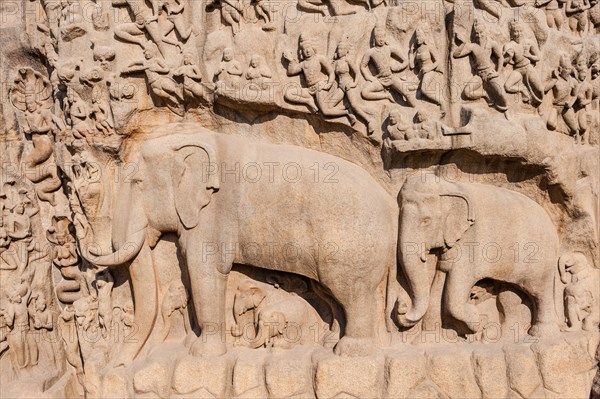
[232,280,327,349]
[559,253,600,332]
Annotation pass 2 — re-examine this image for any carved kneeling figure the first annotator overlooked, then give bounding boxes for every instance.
[559,252,600,332]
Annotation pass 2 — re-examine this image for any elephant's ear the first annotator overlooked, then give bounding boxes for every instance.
[251,287,266,309]
[441,192,475,248]
[173,144,220,229]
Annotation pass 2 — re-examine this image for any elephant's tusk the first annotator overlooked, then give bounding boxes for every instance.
[81,228,146,267]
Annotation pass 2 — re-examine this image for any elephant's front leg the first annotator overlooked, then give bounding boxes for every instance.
[188,261,228,357]
[444,271,480,334]
[114,244,158,366]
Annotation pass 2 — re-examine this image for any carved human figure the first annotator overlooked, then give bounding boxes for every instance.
[590,0,600,32]
[5,280,33,369]
[334,38,378,136]
[70,151,102,214]
[173,52,211,102]
[66,88,95,139]
[593,59,600,92]
[159,280,190,341]
[40,0,61,40]
[0,303,9,358]
[112,1,167,56]
[121,304,135,328]
[413,110,437,140]
[89,86,114,136]
[409,26,443,107]
[94,271,114,338]
[214,0,242,36]
[360,25,417,107]
[503,20,544,106]
[559,253,600,331]
[245,54,273,90]
[254,0,276,31]
[47,215,89,304]
[58,305,84,389]
[5,195,34,274]
[283,34,354,123]
[73,295,98,332]
[572,52,593,144]
[10,68,62,203]
[121,41,184,112]
[31,294,57,367]
[474,0,510,19]
[19,74,58,141]
[566,0,591,34]
[535,0,565,29]
[59,0,87,41]
[91,0,110,30]
[92,43,125,102]
[159,0,195,45]
[82,67,115,136]
[453,20,508,112]
[387,109,416,141]
[297,0,359,16]
[544,54,579,134]
[0,187,39,274]
[214,47,243,92]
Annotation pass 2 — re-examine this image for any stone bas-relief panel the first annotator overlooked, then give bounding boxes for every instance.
[0,0,599,397]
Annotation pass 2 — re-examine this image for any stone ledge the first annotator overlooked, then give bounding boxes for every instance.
[74,331,600,399]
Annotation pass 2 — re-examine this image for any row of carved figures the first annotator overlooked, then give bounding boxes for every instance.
[454,18,599,144]
[24,0,600,149]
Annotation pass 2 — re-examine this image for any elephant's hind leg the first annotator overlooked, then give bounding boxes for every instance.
[528,282,560,338]
[328,277,377,357]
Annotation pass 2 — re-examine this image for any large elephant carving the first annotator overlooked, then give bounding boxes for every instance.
[396,173,560,337]
[79,125,398,365]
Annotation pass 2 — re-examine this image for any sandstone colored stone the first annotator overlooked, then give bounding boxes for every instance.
[1,0,599,396]
[102,372,130,399]
[504,344,543,398]
[408,382,448,399]
[427,348,481,399]
[134,361,171,398]
[532,333,599,398]
[264,349,315,398]
[385,348,427,399]
[472,347,509,399]
[232,350,268,398]
[171,355,232,396]
[315,353,385,399]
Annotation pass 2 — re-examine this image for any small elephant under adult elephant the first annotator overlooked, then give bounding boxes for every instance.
[80,125,397,364]
[232,280,329,349]
[396,173,560,337]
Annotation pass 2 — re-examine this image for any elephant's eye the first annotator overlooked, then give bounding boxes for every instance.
[422,217,432,225]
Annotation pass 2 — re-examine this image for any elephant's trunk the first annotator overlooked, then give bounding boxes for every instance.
[251,322,269,349]
[232,300,254,339]
[80,227,146,267]
[397,236,431,327]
